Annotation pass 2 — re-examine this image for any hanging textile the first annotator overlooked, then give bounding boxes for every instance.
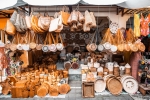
[129,51,141,80]
[140,14,149,36]
[0,47,8,69]
[134,14,140,37]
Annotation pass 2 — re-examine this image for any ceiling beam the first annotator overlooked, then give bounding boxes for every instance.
[98,19,103,25]
[116,6,119,15]
[121,8,124,17]
[0,11,10,18]
[122,9,131,16]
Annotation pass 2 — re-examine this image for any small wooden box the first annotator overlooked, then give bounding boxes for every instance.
[90,67,97,72]
[139,84,150,96]
[82,82,95,98]
[11,86,23,98]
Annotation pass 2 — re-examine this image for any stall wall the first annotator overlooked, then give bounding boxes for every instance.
[0,18,8,29]
[94,12,130,28]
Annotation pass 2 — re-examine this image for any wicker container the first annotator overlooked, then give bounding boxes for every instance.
[37,82,50,97]
[98,72,103,77]
[11,87,23,98]
[22,89,29,98]
[120,75,138,94]
[49,85,59,96]
[63,70,69,78]
[125,68,131,75]
[64,61,72,70]
[90,67,97,72]
[58,84,70,94]
[95,79,106,92]
[29,89,35,98]
[109,71,113,74]
[72,62,79,69]
[113,67,120,77]
[82,82,95,98]
[106,77,122,95]
[125,63,131,75]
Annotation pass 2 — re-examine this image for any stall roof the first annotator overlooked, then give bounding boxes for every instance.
[22,0,127,6]
[0,0,150,18]
[1,0,150,10]
[117,0,150,9]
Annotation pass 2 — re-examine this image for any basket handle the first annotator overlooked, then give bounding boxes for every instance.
[16,32,21,44]
[30,33,36,43]
[44,33,49,45]
[50,33,56,44]
[55,33,59,44]
[90,31,96,44]
[83,82,94,85]
[11,33,17,44]
[0,30,4,42]
[59,33,63,45]
[61,6,69,12]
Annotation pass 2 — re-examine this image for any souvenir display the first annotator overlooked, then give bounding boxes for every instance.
[109,22,119,34]
[81,53,137,95]
[1,4,150,99]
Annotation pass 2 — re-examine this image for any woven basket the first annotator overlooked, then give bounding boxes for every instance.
[49,85,59,96]
[78,11,85,24]
[125,68,131,75]
[124,43,130,51]
[120,75,138,94]
[95,79,106,92]
[82,82,95,98]
[137,42,145,52]
[107,77,122,95]
[58,84,70,94]
[130,43,138,52]
[64,61,71,70]
[63,70,68,78]
[72,62,79,69]
[117,44,124,52]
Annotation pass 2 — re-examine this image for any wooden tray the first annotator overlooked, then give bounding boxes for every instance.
[82,82,95,98]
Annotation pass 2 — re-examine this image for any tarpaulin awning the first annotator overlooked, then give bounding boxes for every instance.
[22,0,80,6]
[117,0,150,9]
[0,0,17,9]
[82,0,127,5]
[0,0,27,10]
[0,0,150,10]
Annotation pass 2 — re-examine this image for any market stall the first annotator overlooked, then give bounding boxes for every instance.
[0,0,150,99]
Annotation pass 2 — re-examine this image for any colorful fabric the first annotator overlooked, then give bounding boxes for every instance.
[0,47,7,69]
[140,14,150,36]
[134,14,140,37]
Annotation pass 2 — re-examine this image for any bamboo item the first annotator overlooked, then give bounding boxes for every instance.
[78,11,85,24]
[49,85,59,96]
[120,75,138,94]
[107,77,122,95]
[37,82,50,97]
[58,84,70,94]
[82,82,95,98]
[95,79,106,92]
[84,10,92,27]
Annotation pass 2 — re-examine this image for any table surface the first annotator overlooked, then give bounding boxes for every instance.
[139,84,150,90]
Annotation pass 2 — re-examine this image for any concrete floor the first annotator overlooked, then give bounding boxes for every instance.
[0,81,135,100]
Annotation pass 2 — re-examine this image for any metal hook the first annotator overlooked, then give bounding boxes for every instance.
[108,5,111,25]
[75,3,79,11]
[97,5,99,25]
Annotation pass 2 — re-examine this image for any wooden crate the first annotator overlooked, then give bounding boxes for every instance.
[82,82,95,98]
[139,84,150,96]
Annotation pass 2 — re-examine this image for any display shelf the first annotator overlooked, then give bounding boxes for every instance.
[57,62,81,81]
[0,76,7,82]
